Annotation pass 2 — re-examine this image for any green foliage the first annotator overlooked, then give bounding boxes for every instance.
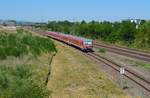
[117,21,136,44]
[134,21,150,48]
[141,63,150,69]
[35,20,150,50]
[0,65,50,98]
[98,48,106,54]
[0,31,56,59]
[17,28,24,34]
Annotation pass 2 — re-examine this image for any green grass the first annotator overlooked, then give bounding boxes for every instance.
[138,63,150,70]
[0,64,50,98]
[129,61,150,70]
[0,31,56,59]
[98,48,106,54]
[0,30,57,98]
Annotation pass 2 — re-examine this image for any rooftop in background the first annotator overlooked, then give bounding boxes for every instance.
[0,20,47,26]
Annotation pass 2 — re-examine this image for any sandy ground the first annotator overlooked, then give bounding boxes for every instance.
[47,41,130,98]
[0,26,16,32]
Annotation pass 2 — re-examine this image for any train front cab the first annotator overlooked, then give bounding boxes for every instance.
[82,40,93,52]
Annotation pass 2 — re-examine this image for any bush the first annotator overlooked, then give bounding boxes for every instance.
[0,65,50,98]
[99,48,106,54]
[0,31,56,59]
[17,28,24,34]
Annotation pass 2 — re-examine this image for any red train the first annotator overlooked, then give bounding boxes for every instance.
[44,31,93,51]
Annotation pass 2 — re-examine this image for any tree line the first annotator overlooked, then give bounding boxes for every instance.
[35,20,150,49]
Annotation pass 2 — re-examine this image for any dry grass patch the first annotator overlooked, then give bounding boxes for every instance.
[48,42,130,98]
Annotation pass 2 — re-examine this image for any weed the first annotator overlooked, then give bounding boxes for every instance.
[99,48,106,54]
[0,65,50,98]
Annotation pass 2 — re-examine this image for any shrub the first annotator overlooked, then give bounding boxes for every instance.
[17,28,24,34]
[0,65,50,98]
[0,31,56,59]
[0,47,7,59]
[99,48,106,54]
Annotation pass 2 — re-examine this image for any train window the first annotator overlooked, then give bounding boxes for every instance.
[84,41,92,45]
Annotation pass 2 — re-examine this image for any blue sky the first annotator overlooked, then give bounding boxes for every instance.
[0,0,149,22]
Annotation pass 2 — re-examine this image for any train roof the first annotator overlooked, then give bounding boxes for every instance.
[47,31,92,41]
[60,32,92,42]
[70,35,92,41]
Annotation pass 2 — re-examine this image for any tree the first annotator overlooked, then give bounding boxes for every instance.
[134,21,150,48]
[38,20,150,49]
[118,21,136,44]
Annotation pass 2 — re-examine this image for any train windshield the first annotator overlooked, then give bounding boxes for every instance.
[84,41,92,45]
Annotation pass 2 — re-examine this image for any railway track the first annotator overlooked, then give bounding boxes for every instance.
[43,31,150,96]
[86,52,150,93]
[94,42,150,62]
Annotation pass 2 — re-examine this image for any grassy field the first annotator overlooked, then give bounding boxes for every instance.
[0,30,56,98]
[0,30,56,59]
[47,41,130,98]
